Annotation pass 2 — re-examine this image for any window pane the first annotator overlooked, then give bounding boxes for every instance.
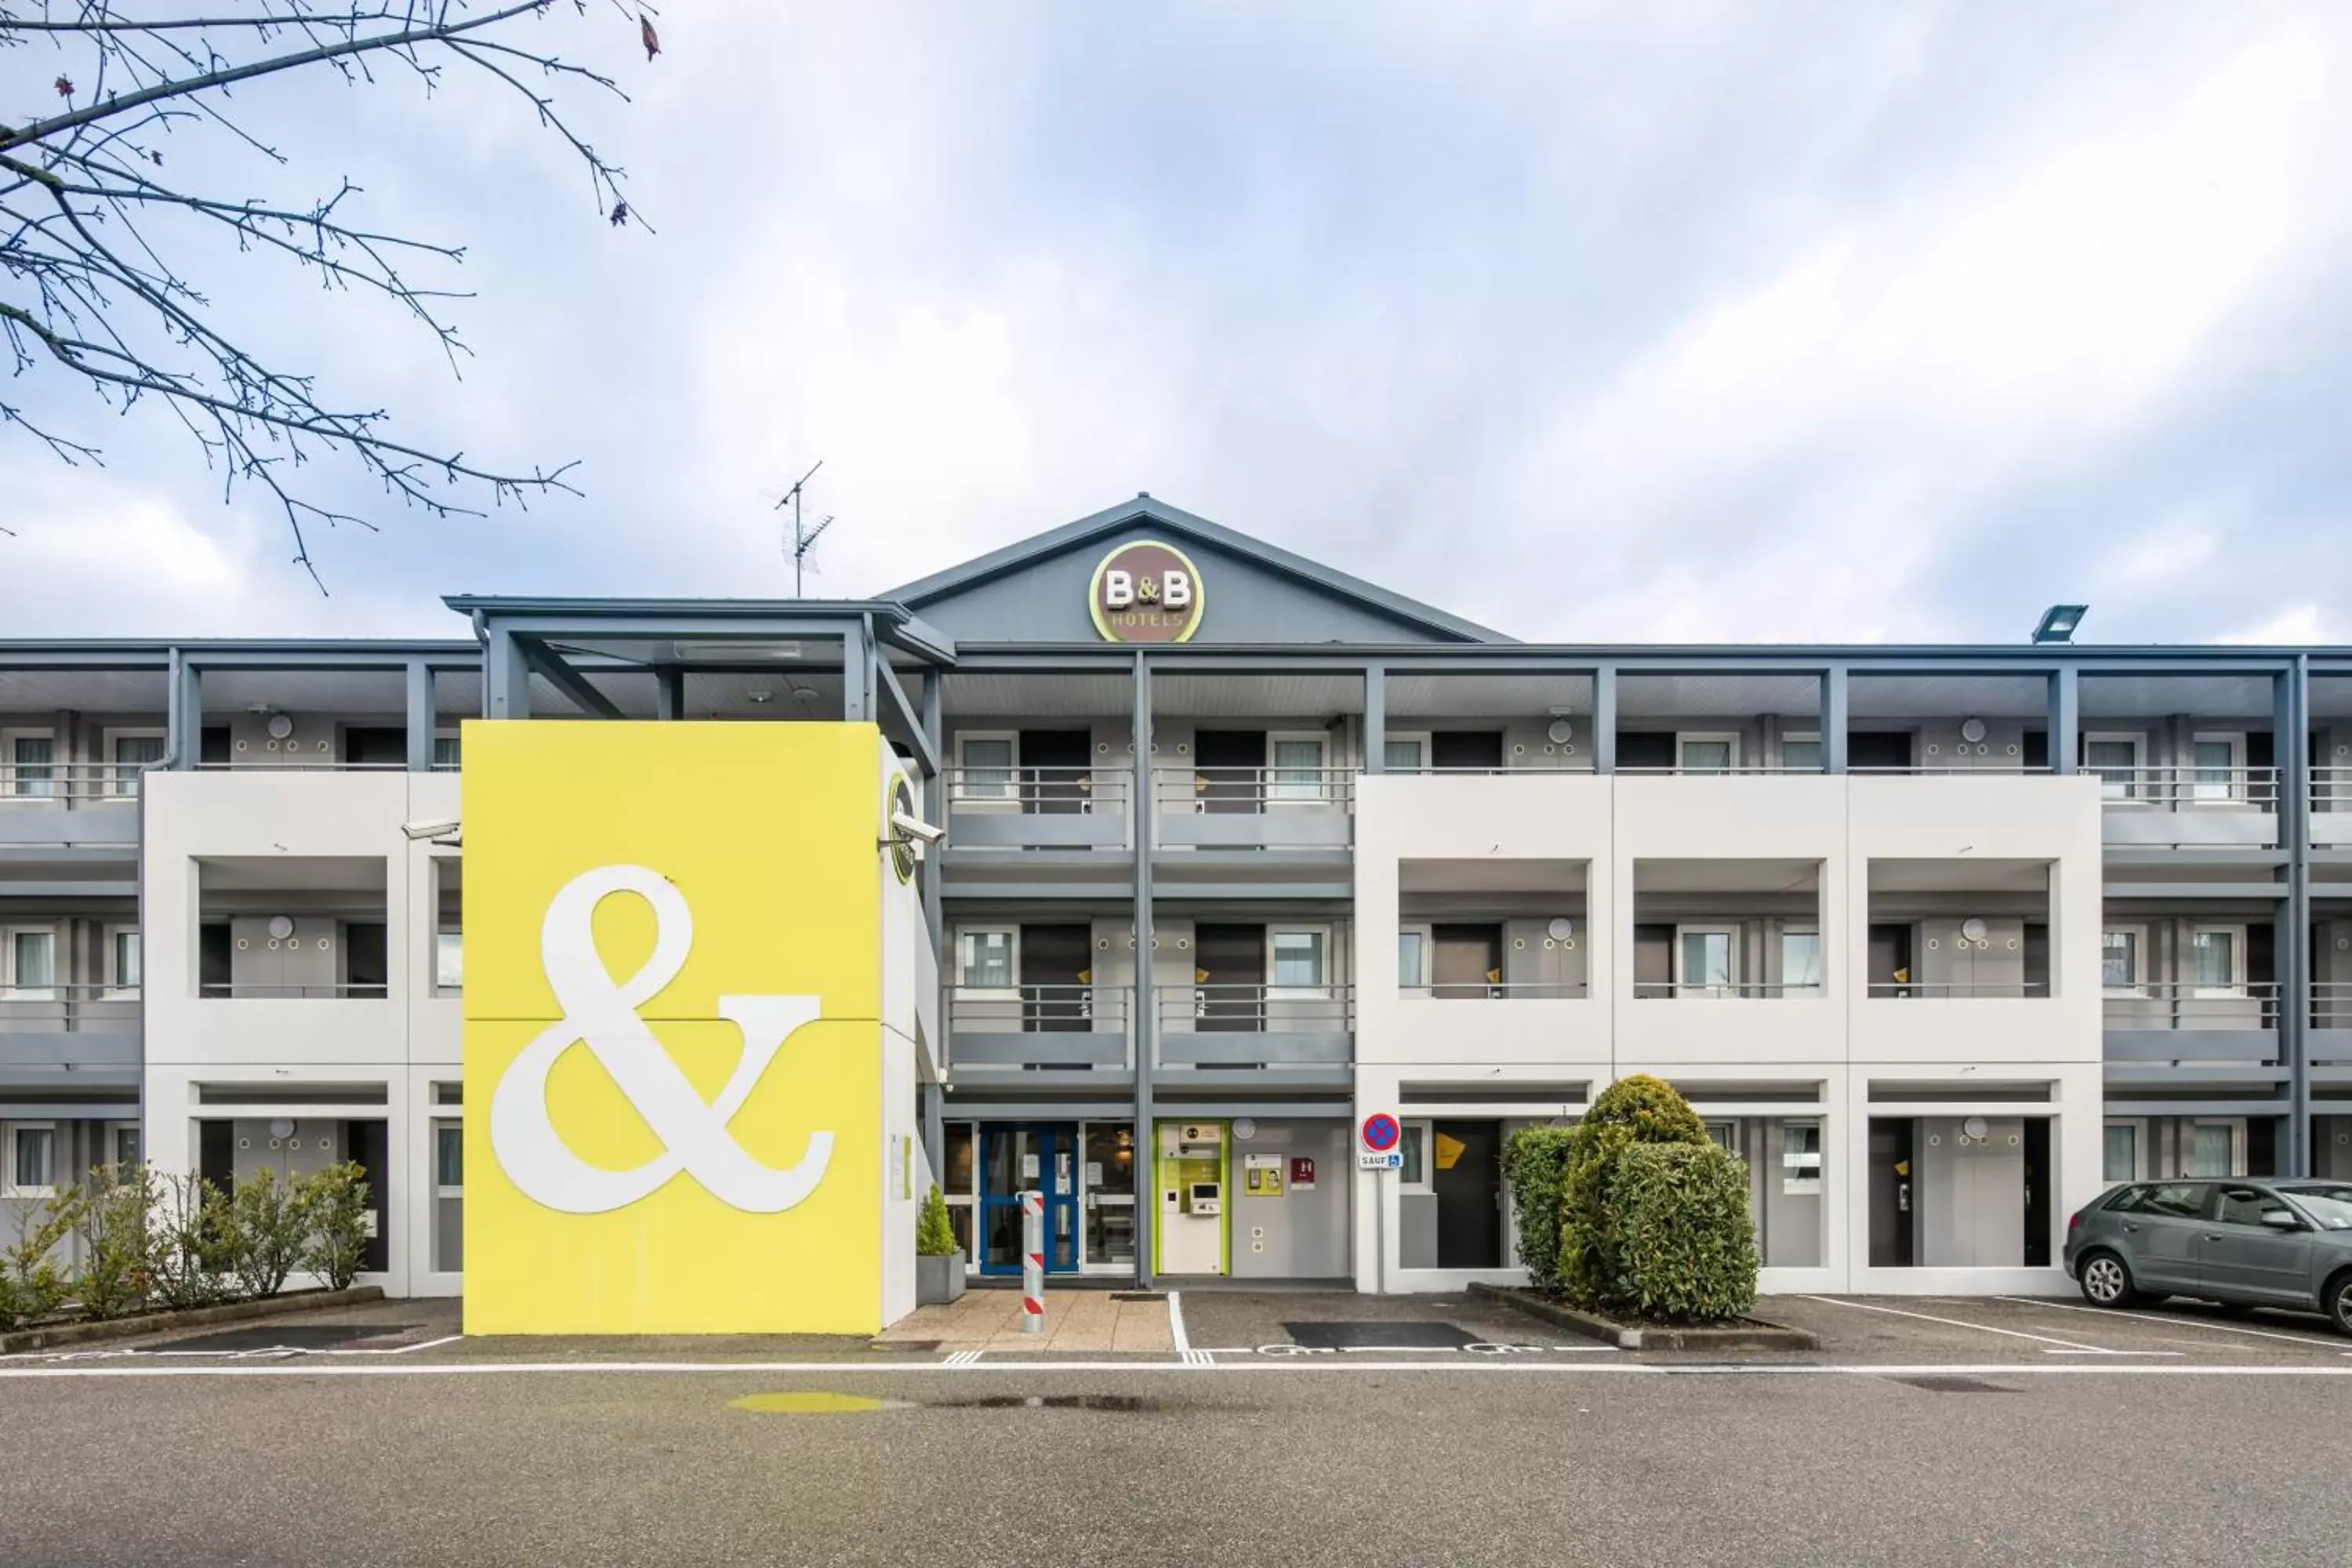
[14,1127,53,1189]
[1397,931,1426,987]
[1680,739,1733,773]
[1781,1123,1822,1194]
[2100,931,2139,990]
[1269,740,1324,800]
[1399,1124,1426,1185]
[1383,739,1425,771]
[2190,931,2237,990]
[962,739,1013,797]
[2187,1125,2234,1178]
[2085,741,2137,797]
[433,736,463,770]
[2191,740,2234,800]
[9,736,55,797]
[113,1125,140,1170]
[11,931,55,989]
[1679,931,1733,989]
[435,931,464,991]
[1781,739,1822,771]
[111,735,164,794]
[435,1124,464,1188]
[1780,932,1823,992]
[1272,931,1325,988]
[2103,1123,2138,1182]
[960,931,1013,989]
[113,931,142,989]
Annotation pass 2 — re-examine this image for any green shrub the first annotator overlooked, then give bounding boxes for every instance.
[1561,1074,1712,1307]
[1501,1126,1577,1291]
[72,1163,156,1320]
[301,1163,373,1292]
[1603,1142,1759,1323]
[0,1193,79,1330]
[916,1185,958,1257]
[227,1167,310,1299]
[150,1172,238,1309]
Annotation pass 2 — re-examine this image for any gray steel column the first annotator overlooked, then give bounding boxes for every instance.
[485,628,532,720]
[920,673,945,954]
[2047,667,2078,774]
[405,660,435,771]
[1821,667,1849,772]
[655,666,685,720]
[921,1083,945,1190]
[841,618,872,723]
[1131,650,1156,1288]
[1362,663,1385,773]
[2282,658,2312,1176]
[165,648,198,770]
[1593,666,1617,773]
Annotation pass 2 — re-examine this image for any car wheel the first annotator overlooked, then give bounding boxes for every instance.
[2078,1250,2137,1308]
[2327,1272,2352,1338]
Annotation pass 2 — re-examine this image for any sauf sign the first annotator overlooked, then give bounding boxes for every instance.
[1090,539,1205,643]
[461,720,926,1335]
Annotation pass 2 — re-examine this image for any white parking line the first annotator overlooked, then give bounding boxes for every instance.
[1167,1291,1190,1356]
[1798,1295,2174,1356]
[1998,1297,2347,1350]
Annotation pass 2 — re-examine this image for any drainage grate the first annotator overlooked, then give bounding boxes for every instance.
[157,1323,419,1352]
[1282,1321,1477,1351]
[1886,1375,2021,1395]
[1109,1292,1163,1302]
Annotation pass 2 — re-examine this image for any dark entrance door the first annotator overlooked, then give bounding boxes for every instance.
[1019,924,1091,1031]
[1617,731,1676,770]
[1868,1118,1915,1268]
[1432,1120,1501,1268]
[1634,924,1674,999]
[1019,729,1092,814]
[1430,731,1504,771]
[1431,924,1501,1000]
[1849,731,1915,771]
[979,1124,1080,1274]
[1868,923,1914,998]
[1193,923,1265,1031]
[2023,1118,2052,1266]
[340,1120,391,1274]
[1194,729,1265,813]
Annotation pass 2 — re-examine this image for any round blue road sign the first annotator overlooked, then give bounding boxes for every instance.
[1360,1112,1401,1153]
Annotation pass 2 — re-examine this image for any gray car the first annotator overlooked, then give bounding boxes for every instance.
[2064,1178,2352,1334]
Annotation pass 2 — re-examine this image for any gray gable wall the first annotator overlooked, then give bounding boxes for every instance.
[887,499,1508,646]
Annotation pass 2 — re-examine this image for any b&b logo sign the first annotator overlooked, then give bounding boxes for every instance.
[1090,539,1204,643]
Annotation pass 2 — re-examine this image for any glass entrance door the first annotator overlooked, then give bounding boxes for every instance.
[979,1124,1080,1275]
[1080,1122,1137,1270]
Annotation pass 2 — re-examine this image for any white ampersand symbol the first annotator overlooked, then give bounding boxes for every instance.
[489,865,834,1214]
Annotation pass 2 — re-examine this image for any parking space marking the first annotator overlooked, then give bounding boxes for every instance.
[1798,1295,2174,1356]
[1998,1297,2347,1351]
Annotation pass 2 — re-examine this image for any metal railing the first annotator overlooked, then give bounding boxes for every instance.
[198,982,389,1000]
[1635,980,1831,999]
[194,760,413,773]
[1399,981,1589,1000]
[2313,983,2352,1031]
[2089,765,2278,809]
[0,760,165,804]
[1864,981,2051,999]
[1155,982,1355,1032]
[2103,982,2279,1029]
[1152,766,1358,811]
[946,984,1128,1033]
[942,766,1131,811]
[2313,768,2352,814]
[0,984,142,1030]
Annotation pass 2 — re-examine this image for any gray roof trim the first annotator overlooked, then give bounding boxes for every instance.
[441,597,956,665]
[879,493,1515,644]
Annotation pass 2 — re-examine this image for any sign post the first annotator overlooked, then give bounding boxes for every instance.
[1357,1112,1403,1295]
[1022,1189,1045,1334]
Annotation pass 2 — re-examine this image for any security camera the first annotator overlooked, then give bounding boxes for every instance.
[891,811,946,847]
[401,817,463,843]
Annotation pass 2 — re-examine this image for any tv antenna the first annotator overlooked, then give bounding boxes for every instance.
[773,460,833,596]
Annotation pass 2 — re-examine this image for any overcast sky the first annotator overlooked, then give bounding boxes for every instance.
[4,2,2350,645]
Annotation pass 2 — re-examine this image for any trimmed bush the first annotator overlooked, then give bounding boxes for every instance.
[228,1167,310,1300]
[1560,1074,1711,1306]
[0,1194,78,1330]
[1501,1126,1577,1291]
[1604,1142,1759,1323]
[916,1185,958,1258]
[150,1172,238,1309]
[302,1163,374,1293]
[71,1163,155,1320]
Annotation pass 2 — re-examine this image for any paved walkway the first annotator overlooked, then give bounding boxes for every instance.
[877,1288,1174,1352]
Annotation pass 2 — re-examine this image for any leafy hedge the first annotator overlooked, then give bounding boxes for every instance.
[1560,1075,1711,1305]
[1501,1127,1577,1292]
[1603,1142,1760,1323]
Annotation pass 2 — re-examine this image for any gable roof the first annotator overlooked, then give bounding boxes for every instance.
[882,493,1515,644]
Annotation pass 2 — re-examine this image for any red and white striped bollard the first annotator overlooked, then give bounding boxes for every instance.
[1022,1189,1045,1334]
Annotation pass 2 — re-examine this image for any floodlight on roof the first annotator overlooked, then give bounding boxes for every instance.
[2031,604,2089,644]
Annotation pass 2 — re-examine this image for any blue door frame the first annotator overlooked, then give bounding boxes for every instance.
[979,1123,1081,1275]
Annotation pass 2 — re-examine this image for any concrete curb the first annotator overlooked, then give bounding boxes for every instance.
[0,1286,388,1354]
[1468,1282,1820,1351]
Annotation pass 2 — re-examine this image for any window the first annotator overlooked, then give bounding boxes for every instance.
[431,1118,464,1273]
[1678,734,1739,774]
[1268,735,1328,803]
[956,735,1015,801]
[5,1123,56,1196]
[435,930,464,993]
[957,929,1015,993]
[2103,1121,2143,1183]
[1398,1121,1432,1193]
[1780,734,1822,772]
[433,734,463,771]
[2187,927,2244,998]
[5,731,56,799]
[2189,733,2244,804]
[435,1123,464,1190]
[1780,1123,1822,1195]
[1270,929,1327,990]
[2214,1185,2298,1229]
[109,1122,140,1171]
[2100,928,2143,996]
[2138,1182,2206,1218]
[2184,1120,2240,1178]
[1396,927,1431,991]
[2083,735,2142,800]
[106,731,165,797]
[108,928,142,996]
[1675,927,1738,996]
[1382,735,1430,772]
[4,927,56,998]
[1779,930,1824,994]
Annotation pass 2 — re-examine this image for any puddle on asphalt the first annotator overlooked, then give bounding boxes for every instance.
[730,1392,1183,1416]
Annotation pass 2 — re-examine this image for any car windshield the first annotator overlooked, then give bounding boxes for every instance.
[2283,1185,2352,1230]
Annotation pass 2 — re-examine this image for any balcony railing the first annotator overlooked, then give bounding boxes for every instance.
[1152,767,1355,849]
[194,760,412,773]
[2092,765,2278,811]
[198,982,389,1000]
[942,767,1131,850]
[0,760,164,804]
[1400,981,1589,1000]
[1863,982,2051,999]
[946,985,1129,1070]
[2314,983,2352,1031]
[0,984,142,1031]
[2314,770,2352,846]
[1154,983,1353,1068]
[2103,982,2279,1030]
[1636,981,1831,1000]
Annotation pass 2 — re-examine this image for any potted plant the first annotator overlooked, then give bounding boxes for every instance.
[915,1185,965,1305]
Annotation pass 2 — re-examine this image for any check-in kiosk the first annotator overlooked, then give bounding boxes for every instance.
[1157,1121,1227,1275]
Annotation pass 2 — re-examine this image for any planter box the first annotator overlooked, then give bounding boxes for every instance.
[916,1251,967,1306]
[1468,1282,1817,1352]
[0,1285,387,1355]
